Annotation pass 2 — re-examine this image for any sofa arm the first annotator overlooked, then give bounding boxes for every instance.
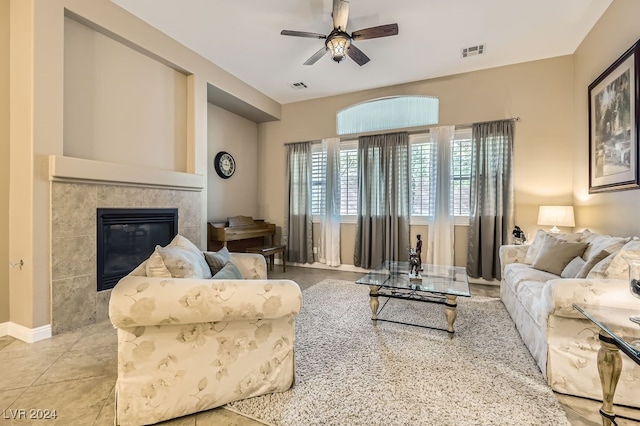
[109,275,302,328]
[542,278,640,319]
[230,252,267,279]
[499,244,529,277]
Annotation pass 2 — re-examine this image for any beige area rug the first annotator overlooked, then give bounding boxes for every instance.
[225,279,569,426]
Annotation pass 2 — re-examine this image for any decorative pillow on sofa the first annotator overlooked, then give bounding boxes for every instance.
[524,229,583,264]
[586,252,618,279]
[146,249,172,278]
[561,256,586,278]
[531,234,588,276]
[145,234,212,279]
[211,261,243,279]
[204,247,231,275]
[580,230,630,261]
[604,239,640,280]
[576,249,610,279]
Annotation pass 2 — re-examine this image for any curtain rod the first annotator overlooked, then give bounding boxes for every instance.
[284,117,521,145]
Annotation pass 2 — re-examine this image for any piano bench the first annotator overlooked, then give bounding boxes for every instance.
[245,244,286,272]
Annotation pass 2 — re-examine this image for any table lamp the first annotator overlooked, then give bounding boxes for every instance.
[537,206,575,233]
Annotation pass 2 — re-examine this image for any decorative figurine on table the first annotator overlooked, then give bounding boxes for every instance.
[512,226,527,245]
[408,248,421,280]
[416,234,423,271]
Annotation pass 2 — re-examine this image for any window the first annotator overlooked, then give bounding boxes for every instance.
[409,128,472,218]
[339,144,358,215]
[450,129,472,216]
[409,139,436,216]
[311,141,358,217]
[311,129,471,221]
[337,96,439,136]
[311,145,326,216]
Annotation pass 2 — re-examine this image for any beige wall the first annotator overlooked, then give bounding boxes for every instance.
[207,103,259,221]
[7,0,280,331]
[63,16,188,172]
[258,56,575,266]
[573,0,640,237]
[0,0,9,323]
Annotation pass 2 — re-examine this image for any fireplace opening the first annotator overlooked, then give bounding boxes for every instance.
[97,208,178,291]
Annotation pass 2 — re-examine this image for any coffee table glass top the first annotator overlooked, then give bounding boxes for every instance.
[573,304,640,363]
[356,261,471,297]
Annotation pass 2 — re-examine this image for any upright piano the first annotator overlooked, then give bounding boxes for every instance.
[207,216,276,252]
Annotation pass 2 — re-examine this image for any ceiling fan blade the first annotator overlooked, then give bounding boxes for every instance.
[351,23,398,40]
[304,47,329,65]
[347,44,370,66]
[281,30,327,39]
[332,0,349,31]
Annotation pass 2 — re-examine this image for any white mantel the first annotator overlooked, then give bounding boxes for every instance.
[48,155,204,191]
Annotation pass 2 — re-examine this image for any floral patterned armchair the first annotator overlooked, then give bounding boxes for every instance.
[109,252,303,425]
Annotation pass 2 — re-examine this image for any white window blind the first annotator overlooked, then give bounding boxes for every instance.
[410,136,436,216]
[410,129,472,218]
[451,128,472,216]
[339,143,358,215]
[311,145,326,216]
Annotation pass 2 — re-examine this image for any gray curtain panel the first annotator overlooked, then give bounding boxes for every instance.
[285,142,314,264]
[354,132,410,269]
[466,120,514,280]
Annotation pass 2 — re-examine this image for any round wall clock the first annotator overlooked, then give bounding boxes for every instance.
[214,151,236,179]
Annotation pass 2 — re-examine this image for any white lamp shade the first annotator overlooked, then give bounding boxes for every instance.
[537,206,575,229]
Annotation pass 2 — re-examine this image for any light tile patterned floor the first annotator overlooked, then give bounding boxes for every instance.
[0,266,638,425]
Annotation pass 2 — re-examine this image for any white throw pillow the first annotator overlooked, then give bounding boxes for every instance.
[145,248,172,277]
[156,245,210,278]
[143,234,212,279]
[561,256,586,278]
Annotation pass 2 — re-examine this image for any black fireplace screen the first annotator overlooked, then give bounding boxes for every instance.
[97,208,178,291]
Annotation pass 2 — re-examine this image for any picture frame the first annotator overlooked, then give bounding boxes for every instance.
[588,39,640,193]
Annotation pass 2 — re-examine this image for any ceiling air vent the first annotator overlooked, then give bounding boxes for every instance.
[289,82,308,90]
[461,44,485,58]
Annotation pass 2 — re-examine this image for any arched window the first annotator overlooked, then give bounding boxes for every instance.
[336,95,439,136]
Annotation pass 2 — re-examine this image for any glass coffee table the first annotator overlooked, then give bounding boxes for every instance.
[573,304,640,426]
[356,261,470,337]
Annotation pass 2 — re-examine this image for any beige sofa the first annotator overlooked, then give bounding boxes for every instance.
[109,247,302,425]
[500,229,640,407]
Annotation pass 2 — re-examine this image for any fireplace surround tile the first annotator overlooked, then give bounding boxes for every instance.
[51,183,97,238]
[51,181,202,334]
[52,274,96,334]
[52,235,96,280]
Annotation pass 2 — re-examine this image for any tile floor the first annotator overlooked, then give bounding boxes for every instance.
[0,266,638,425]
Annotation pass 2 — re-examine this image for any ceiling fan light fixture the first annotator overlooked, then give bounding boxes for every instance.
[326,31,351,63]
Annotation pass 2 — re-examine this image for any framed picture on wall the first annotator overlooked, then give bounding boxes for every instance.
[588,39,640,193]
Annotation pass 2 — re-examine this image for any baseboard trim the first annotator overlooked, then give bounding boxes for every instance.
[3,322,52,343]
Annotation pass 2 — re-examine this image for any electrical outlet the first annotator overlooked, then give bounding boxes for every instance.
[313,247,318,254]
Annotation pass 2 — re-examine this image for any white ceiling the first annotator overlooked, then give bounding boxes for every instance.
[111,0,612,105]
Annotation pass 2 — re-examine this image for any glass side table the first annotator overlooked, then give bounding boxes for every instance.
[573,304,640,426]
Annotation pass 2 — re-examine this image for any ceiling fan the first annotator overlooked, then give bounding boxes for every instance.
[280,0,399,66]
